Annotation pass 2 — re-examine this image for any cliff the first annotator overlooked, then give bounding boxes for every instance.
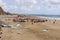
[0,7,5,15]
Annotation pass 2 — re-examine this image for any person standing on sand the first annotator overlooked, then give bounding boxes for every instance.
[53,21,55,24]
[32,22,34,24]
[53,20,56,24]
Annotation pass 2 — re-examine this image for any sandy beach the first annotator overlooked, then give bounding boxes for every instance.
[0,15,60,40]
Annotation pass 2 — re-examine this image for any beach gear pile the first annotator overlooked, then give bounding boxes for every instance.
[0,21,23,30]
[11,24,23,30]
[42,29,48,32]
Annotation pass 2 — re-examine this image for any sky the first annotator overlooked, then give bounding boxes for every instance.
[0,0,60,15]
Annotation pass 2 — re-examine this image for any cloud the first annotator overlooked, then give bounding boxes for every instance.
[0,0,40,13]
[0,0,8,11]
[41,0,60,12]
[50,0,60,3]
[0,0,19,12]
[30,5,40,10]
[15,0,40,11]
[15,0,37,4]
[8,5,18,9]
[20,6,31,11]
[19,5,40,11]
[49,0,60,5]
[32,0,37,4]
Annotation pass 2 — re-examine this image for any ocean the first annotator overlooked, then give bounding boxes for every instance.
[28,14,60,20]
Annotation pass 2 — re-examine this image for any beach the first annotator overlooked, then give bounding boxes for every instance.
[0,15,60,40]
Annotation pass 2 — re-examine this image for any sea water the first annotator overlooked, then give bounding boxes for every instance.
[37,16,60,20]
[35,15,60,20]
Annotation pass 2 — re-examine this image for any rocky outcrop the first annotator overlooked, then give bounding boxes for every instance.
[0,7,5,15]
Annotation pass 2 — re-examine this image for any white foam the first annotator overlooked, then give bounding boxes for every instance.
[36,16,60,20]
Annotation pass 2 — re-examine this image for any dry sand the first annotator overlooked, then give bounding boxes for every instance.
[0,15,60,40]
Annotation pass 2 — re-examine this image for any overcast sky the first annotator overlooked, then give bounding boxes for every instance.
[0,0,60,15]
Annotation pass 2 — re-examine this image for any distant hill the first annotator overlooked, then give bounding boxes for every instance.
[0,7,12,15]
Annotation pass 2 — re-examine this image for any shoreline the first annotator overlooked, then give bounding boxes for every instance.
[36,16,60,20]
